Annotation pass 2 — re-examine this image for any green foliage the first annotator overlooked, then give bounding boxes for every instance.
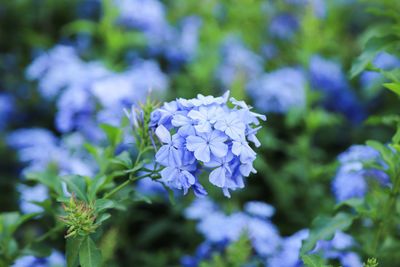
[199,234,252,267]
[364,258,379,267]
[0,212,41,265]
[302,254,325,267]
[300,212,356,255]
[79,237,103,267]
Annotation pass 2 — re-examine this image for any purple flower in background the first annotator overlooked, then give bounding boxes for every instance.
[184,198,362,266]
[267,229,309,267]
[0,93,14,130]
[115,0,168,35]
[244,201,275,218]
[26,44,168,138]
[164,15,203,63]
[269,13,298,40]
[7,129,96,176]
[150,92,265,197]
[184,198,281,262]
[285,0,326,18]
[332,145,390,202]
[216,37,264,88]
[309,54,366,122]
[360,52,400,90]
[18,184,48,214]
[247,67,306,114]
[26,45,108,101]
[12,249,65,267]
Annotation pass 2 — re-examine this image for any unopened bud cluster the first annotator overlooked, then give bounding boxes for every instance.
[57,193,100,238]
[125,93,160,150]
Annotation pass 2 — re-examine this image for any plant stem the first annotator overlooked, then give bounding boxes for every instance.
[104,172,153,199]
[104,143,159,199]
[372,172,400,252]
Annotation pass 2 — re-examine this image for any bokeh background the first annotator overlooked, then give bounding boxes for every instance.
[1,0,399,266]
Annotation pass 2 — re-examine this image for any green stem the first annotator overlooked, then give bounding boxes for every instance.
[104,172,154,199]
[372,172,400,252]
[35,224,65,243]
[104,143,159,199]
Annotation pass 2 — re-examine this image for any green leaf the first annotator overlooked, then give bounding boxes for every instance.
[61,175,89,203]
[99,124,123,147]
[383,82,400,97]
[366,140,396,176]
[24,171,63,196]
[302,254,325,267]
[84,143,102,164]
[88,175,106,202]
[132,192,152,204]
[300,212,356,255]
[79,237,102,267]
[94,199,117,213]
[393,122,400,144]
[335,198,370,216]
[350,35,399,78]
[66,236,84,267]
[110,151,133,169]
[30,199,53,214]
[21,242,52,258]
[62,20,97,35]
[122,161,146,174]
[0,212,40,248]
[96,213,111,224]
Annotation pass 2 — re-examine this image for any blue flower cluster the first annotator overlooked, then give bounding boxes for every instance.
[269,13,299,40]
[332,145,390,202]
[0,93,14,131]
[216,37,264,88]
[247,67,306,114]
[309,54,366,122]
[183,198,363,267]
[7,129,96,176]
[11,249,65,267]
[114,0,202,64]
[284,0,326,18]
[183,198,280,265]
[360,52,400,91]
[26,45,168,140]
[150,92,266,197]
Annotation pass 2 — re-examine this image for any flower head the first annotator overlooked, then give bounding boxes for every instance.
[150,91,265,197]
[332,145,390,202]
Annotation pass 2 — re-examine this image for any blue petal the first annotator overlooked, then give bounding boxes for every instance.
[155,125,171,144]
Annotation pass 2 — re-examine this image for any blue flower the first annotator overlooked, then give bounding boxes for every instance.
[0,93,14,130]
[247,67,306,114]
[309,54,366,122]
[184,198,218,220]
[332,145,390,202]
[204,153,234,188]
[269,13,298,40]
[155,125,184,167]
[18,184,48,214]
[12,249,65,267]
[160,165,197,195]
[8,129,96,176]
[114,0,168,35]
[214,112,246,140]
[184,198,281,262]
[186,130,228,163]
[360,52,400,91]
[27,45,168,139]
[151,91,265,197]
[244,201,275,218]
[216,37,264,88]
